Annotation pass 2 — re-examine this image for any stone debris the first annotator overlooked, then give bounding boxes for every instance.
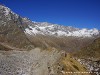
[0,48,61,75]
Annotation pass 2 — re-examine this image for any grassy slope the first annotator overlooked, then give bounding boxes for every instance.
[73,37,100,58]
[56,53,90,75]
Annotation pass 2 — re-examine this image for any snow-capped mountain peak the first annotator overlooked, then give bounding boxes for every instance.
[24,22,100,37]
[0,4,19,20]
[0,4,99,38]
[0,4,10,16]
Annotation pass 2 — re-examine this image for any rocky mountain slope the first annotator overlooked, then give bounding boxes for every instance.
[0,4,33,50]
[72,37,100,75]
[76,37,100,58]
[0,48,91,75]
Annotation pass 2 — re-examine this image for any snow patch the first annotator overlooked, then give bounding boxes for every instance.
[25,25,99,37]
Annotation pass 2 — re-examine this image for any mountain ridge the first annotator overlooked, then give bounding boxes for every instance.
[0,4,33,49]
[0,3,100,75]
[25,22,100,37]
[0,4,99,38]
[0,4,100,51]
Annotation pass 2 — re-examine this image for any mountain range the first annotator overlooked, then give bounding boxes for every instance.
[0,4,100,75]
[0,4,100,38]
[1,4,100,50]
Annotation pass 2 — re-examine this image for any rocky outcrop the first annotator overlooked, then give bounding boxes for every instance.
[77,58,100,75]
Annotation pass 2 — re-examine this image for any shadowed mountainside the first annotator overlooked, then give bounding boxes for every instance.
[74,37,100,58]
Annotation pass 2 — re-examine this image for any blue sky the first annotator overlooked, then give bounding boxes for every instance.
[0,0,100,29]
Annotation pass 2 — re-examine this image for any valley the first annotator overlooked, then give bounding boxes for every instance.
[0,4,100,75]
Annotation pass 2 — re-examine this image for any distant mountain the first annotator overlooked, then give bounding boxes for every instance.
[0,4,100,51]
[25,22,100,37]
[0,4,99,38]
